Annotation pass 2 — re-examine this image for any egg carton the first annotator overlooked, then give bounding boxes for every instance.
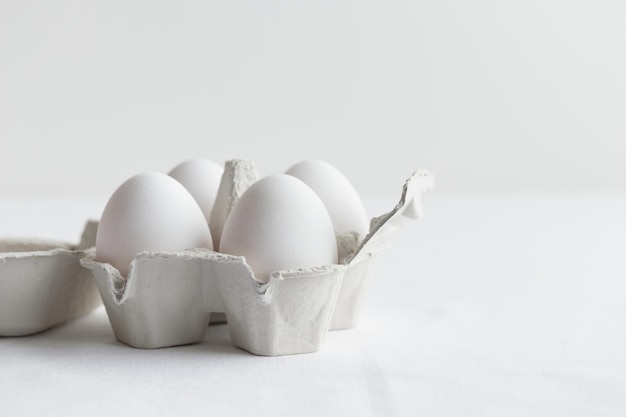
[81,161,434,356]
[0,222,102,336]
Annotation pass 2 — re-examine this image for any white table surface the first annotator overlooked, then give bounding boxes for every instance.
[1,193,625,416]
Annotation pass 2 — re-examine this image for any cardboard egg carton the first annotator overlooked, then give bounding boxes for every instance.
[81,161,434,356]
[0,222,102,336]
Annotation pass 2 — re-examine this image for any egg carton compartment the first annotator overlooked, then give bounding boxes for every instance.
[83,249,346,355]
[81,163,434,356]
[0,221,102,336]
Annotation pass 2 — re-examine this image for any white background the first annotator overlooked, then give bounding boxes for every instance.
[2,2,626,416]
[1,0,625,195]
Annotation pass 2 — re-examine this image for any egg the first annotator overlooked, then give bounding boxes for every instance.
[219,174,338,283]
[96,172,213,277]
[168,159,223,225]
[285,160,369,238]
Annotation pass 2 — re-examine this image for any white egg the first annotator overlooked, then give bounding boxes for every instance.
[219,174,338,283]
[168,159,223,225]
[285,160,369,238]
[96,172,213,277]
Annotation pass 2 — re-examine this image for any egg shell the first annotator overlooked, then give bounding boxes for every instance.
[168,159,223,226]
[96,172,213,277]
[219,174,338,283]
[285,160,369,238]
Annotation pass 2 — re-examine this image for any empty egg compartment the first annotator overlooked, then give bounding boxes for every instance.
[0,221,102,336]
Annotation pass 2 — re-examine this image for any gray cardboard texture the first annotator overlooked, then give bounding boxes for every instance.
[331,169,435,330]
[329,253,376,330]
[0,222,102,336]
[209,159,259,251]
[82,249,345,355]
[83,250,215,349]
[81,162,434,356]
[214,259,346,356]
